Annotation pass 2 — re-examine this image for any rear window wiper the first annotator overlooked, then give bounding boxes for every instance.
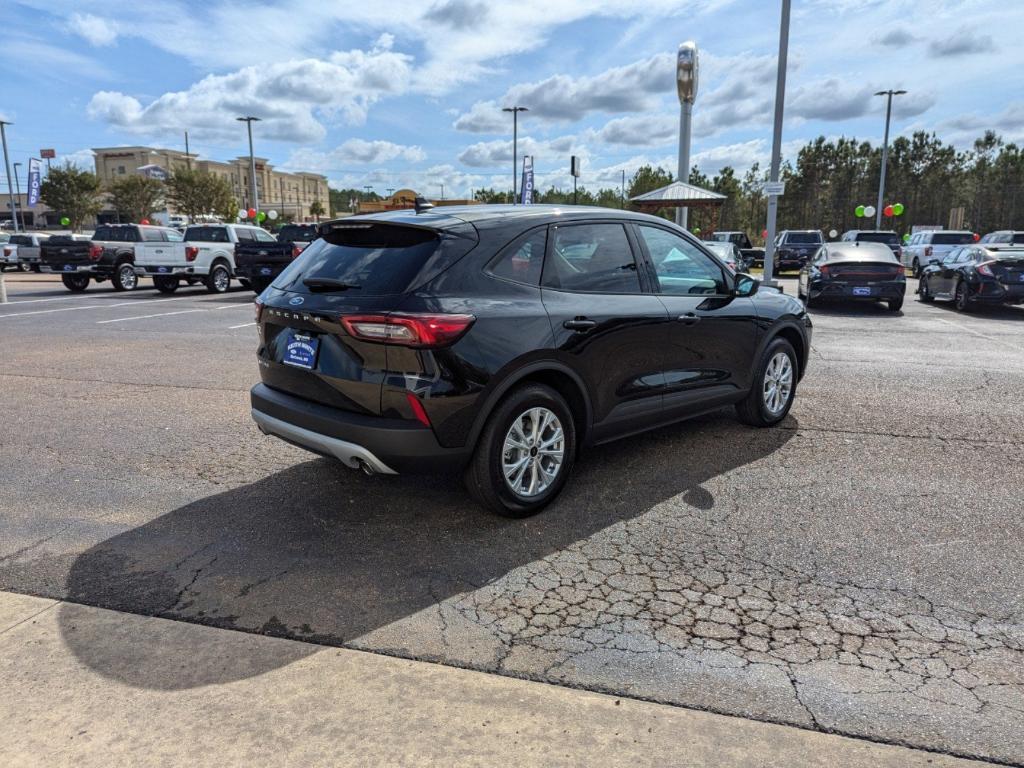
[302,277,361,292]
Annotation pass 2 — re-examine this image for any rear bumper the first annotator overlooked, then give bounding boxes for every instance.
[250,382,471,474]
[808,280,905,300]
[237,264,287,281]
[40,263,97,274]
[135,264,196,277]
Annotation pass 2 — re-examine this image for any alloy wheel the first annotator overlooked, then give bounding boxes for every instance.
[119,265,137,290]
[502,407,565,498]
[763,351,793,416]
[213,267,229,292]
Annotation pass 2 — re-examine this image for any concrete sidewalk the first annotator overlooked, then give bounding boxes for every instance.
[0,591,993,768]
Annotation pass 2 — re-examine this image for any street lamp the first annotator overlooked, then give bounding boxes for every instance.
[0,120,18,232]
[13,162,22,230]
[236,116,261,215]
[502,106,528,204]
[874,89,906,229]
[762,0,792,288]
[676,42,699,228]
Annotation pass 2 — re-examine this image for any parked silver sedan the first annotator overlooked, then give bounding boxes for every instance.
[704,241,748,273]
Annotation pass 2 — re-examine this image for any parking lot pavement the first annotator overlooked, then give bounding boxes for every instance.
[0,591,990,768]
[1,274,1023,765]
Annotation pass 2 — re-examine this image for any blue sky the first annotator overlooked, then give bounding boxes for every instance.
[2,0,1022,197]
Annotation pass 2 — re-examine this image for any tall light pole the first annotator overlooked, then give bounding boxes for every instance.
[0,120,18,233]
[676,41,699,228]
[874,89,906,229]
[13,162,22,230]
[762,0,791,287]
[236,116,261,216]
[502,106,528,204]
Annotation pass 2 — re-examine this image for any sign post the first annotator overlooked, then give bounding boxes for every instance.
[40,148,55,174]
[570,155,581,205]
[520,156,534,205]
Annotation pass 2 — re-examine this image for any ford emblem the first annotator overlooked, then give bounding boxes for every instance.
[289,296,304,306]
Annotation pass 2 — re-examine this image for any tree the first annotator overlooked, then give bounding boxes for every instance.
[39,164,103,231]
[166,169,237,221]
[308,200,325,221]
[108,175,164,223]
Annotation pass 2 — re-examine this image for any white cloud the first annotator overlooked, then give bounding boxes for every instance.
[593,114,677,147]
[68,13,119,46]
[284,140,426,172]
[928,30,994,57]
[87,49,413,143]
[454,53,675,132]
[458,135,588,168]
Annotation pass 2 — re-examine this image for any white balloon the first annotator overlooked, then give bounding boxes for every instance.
[238,208,248,220]
[828,229,838,239]
[864,205,876,218]
[267,210,279,220]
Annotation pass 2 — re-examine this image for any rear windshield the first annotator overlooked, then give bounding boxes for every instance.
[94,227,136,242]
[932,233,974,245]
[184,226,229,242]
[278,225,318,242]
[10,235,33,245]
[1013,233,1024,244]
[785,232,822,244]
[274,223,443,296]
[856,232,899,245]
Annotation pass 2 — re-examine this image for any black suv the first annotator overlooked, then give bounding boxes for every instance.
[251,206,812,516]
[773,230,823,272]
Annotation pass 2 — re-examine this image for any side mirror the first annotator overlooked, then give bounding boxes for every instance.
[734,273,759,297]
[928,258,940,266]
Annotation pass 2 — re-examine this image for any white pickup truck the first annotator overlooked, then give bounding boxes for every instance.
[134,223,275,294]
[902,230,975,278]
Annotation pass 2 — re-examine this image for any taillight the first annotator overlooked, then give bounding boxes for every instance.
[254,297,264,323]
[341,313,475,348]
[818,264,830,277]
[185,246,199,262]
[977,261,995,277]
[893,264,906,277]
[88,244,103,261]
[2,247,11,258]
[291,245,302,259]
[406,392,432,427]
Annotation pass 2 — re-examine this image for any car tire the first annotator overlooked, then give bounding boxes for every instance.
[887,297,904,312]
[153,275,180,294]
[239,278,251,288]
[60,274,90,292]
[954,280,972,312]
[465,383,577,518]
[919,276,934,303]
[912,259,921,279]
[736,337,798,428]
[250,276,271,293]
[111,262,138,292]
[18,262,30,272]
[205,262,231,294]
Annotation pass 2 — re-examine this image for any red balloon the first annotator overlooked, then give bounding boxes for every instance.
[761,229,768,239]
[973,232,980,242]
[883,205,893,217]
[140,218,150,225]
[247,208,257,219]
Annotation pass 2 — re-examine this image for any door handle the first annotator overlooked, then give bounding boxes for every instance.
[563,318,598,332]
[677,313,701,325]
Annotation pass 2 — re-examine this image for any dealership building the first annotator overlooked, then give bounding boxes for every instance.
[92,146,331,222]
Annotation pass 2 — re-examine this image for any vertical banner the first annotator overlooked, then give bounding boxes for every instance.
[27,158,42,208]
[520,155,534,205]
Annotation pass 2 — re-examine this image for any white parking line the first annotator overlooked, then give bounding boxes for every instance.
[228,322,257,329]
[0,293,240,319]
[96,309,208,324]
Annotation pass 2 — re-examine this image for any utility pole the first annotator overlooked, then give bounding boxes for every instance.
[236,116,261,215]
[502,106,528,204]
[184,130,191,170]
[621,169,625,209]
[874,89,906,229]
[676,42,699,228]
[762,0,791,287]
[0,120,18,232]
[440,183,445,200]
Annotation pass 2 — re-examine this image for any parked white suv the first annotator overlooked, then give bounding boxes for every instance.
[903,230,975,277]
[135,223,274,294]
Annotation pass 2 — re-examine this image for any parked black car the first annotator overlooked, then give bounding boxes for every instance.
[798,241,906,311]
[235,233,293,293]
[251,205,812,517]
[919,244,1024,311]
[773,230,823,272]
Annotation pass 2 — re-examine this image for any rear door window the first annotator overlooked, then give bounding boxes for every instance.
[487,227,547,286]
[141,228,165,242]
[932,233,974,245]
[254,229,277,242]
[542,223,641,294]
[235,229,255,243]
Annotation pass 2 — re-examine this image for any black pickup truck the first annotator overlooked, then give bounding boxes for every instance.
[235,224,319,293]
[39,223,184,292]
[706,231,766,268]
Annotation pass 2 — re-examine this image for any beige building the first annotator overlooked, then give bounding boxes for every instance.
[92,146,330,222]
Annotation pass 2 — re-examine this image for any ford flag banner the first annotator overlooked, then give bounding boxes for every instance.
[520,155,534,205]
[27,158,42,208]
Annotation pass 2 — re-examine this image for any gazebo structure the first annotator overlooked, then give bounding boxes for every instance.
[629,180,726,232]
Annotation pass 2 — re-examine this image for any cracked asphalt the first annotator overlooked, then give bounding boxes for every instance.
[1,273,1022,765]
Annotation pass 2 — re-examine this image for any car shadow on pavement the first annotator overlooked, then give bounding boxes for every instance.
[57,412,797,690]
